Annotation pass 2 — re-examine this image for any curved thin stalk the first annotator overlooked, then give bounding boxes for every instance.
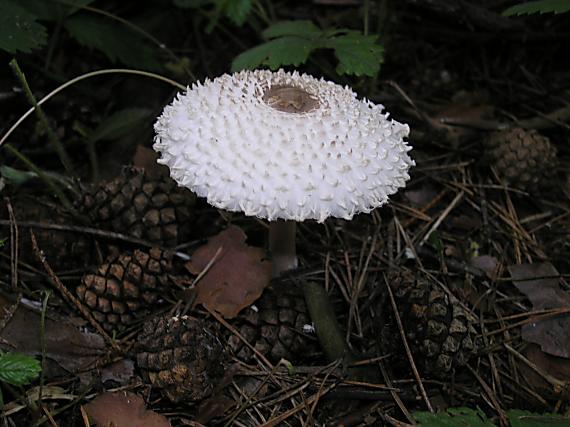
[9,59,74,175]
[0,68,185,149]
[54,0,196,80]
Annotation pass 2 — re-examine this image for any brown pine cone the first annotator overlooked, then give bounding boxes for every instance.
[78,167,196,247]
[390,270,480,376]
[226,286,319,364]
[484,127,558,192]
[136,315,225,403]
[77,248,173,331]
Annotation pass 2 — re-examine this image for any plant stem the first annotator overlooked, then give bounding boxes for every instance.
[269,220,297,277]
[4,144,75,214]
[9,59,74,175]
[303,281,354,364]
[0,68,185,149]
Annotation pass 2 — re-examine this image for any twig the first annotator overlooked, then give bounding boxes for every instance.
[9,59,74,175]
[419,191,464,246]
[5,197,18,289]
[384,274,434,413]
[30,230,122,353]
[205,305,273,370]
[1,68,185,149]
[467,365,509,427]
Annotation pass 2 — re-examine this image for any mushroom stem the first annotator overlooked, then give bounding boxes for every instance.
[269,220,297,277]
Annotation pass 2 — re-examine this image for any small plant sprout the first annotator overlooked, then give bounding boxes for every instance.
[154,69,414,276]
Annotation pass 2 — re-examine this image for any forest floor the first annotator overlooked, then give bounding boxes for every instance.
[0,1,569,426]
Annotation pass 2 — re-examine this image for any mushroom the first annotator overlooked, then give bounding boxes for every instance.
[154,69,414,276]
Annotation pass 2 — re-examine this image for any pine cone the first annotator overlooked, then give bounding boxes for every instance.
[77,248,173,331]
[136,315,225,403]
[79,168,196,246]
[484,128,557,192]
[390,270,480,376]
[226,286,319,364]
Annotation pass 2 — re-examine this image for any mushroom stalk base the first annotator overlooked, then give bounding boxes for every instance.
[269,220,297,277]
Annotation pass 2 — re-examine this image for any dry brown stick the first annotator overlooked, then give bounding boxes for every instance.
[205,305,273,370]
[29,230,122,353]
[384,274,433,413]
[259,381,338,427]
[420,191,464,246]
[483,306,570,323]
[503,344,567,394]
[377,360,416,425]
[484,307,570,336]
[488,200,546,259]
[0,219,155,248]
[4,198,19,289]
[399,189,448,228]
[467,365,509,427]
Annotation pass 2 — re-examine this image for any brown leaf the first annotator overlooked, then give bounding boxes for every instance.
[186,226,272,319]
[132,145,169,178]
[509,263,570,358]
[84,392,171,427]
[0,296,105,378]
[519,344,570,394]
[196,395,235,424]
[470,255,499,280]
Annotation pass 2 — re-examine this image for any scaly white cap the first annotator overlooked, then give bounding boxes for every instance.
[154,69,414,222]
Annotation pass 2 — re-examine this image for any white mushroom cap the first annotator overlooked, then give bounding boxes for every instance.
[154,69,414,223]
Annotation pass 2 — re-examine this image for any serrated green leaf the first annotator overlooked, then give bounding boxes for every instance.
[0,353,41,386]
[87,108,152,144]
[508,410,570,427]
[64,14,161,71]
[232,36,315,71]
[263,20,322,39]
[414,407,494,427]
[0,0,47,54]
[503,0,570,15]
[322,32,384,76]
[0,166,37,186]
[223,0,252,26]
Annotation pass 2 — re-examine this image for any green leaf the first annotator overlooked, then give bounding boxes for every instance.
[87,108,152,144]
[222,0,252,26]
[503,0,570,15]
[232,20,384,77]
[64,14,161,71]
[263,20,322,39]
[19,0,94,21]
[508,410,570,427]
[0,0,47,54]
[414,407,494,426]
[0,166,37,186]
[232,36,315,71]
[322,32,384,76]
[0,353,41,386]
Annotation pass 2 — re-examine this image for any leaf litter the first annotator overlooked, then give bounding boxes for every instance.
[186,225,272,319]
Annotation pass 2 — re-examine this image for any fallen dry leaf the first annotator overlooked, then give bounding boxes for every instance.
[132,144,170,178]
[186,226,272,319]
[509,263,570,358]
[0,296,105,378]
[84,392,171,427]
[470,255,499,280]
[519,344,570,394]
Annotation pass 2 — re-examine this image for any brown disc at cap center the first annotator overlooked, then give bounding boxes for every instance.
[262,85,319,113]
